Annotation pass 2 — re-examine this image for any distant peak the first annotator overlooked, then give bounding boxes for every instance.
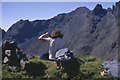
[94,4,103,10]
[20,19,24,22]
[18,19,29,23]
[25,19,30,22]
[72,6,90,13]
[93,4,107,17]
[75,6,89,11]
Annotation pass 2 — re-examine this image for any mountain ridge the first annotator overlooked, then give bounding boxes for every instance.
[2,2,119,60]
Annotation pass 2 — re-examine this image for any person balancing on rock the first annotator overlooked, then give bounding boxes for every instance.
[38,29,64,61]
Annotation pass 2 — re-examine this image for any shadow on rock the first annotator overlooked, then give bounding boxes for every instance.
[62,58,83,78]
[25,62,47,77]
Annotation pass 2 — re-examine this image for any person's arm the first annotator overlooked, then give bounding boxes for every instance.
[38,32,51,41]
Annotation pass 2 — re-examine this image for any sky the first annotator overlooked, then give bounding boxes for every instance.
[1,2,116,31]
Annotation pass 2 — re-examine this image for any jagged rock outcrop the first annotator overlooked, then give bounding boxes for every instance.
[93,4,107,17]
[0,28,5,45]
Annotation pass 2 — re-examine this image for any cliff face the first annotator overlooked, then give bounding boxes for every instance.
[0,28,5,45]
[3,2,119,60]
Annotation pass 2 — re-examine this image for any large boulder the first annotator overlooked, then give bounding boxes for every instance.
[2,40,27,71]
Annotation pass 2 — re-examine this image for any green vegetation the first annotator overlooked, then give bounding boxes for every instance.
[2,55,113,79]
[79,55,113,80]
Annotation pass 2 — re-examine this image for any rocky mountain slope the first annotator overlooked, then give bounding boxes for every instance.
[2,2,120,60]
[0,28,5,45]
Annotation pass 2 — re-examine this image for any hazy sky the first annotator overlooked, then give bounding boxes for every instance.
[2,2,115,31]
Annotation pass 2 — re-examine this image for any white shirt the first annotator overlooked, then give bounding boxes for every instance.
[43,37,64,58]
